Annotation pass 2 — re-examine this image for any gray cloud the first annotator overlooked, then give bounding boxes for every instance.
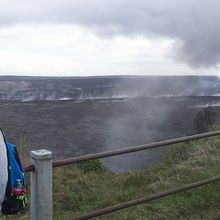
[1,0,220,68]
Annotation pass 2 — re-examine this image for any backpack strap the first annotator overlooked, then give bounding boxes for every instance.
[13,147,25,174]
[13,146,26,186]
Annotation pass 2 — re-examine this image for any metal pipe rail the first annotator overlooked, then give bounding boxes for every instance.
[24,130,220,173]
[70,175,220,220]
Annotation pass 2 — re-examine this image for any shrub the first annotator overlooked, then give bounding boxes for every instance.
[76,159,107,173]
[193,106,217,133]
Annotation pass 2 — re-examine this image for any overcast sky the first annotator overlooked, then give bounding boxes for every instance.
[0,0,220,76]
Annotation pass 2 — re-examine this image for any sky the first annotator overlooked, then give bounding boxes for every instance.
[0,0,220,76]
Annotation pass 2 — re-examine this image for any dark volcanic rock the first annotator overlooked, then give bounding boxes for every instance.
[1,96,220,172]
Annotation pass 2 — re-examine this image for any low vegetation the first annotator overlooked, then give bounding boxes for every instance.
[52,135,220,220]
[2,127,220,220]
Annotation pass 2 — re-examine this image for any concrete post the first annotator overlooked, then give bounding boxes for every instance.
[30,149,52,220]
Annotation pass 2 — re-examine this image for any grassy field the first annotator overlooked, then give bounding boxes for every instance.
[2,135,220,220]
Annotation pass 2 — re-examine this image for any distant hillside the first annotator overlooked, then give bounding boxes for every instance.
[0,75,219,101]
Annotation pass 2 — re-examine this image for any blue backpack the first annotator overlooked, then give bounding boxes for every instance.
[1,130,27,215]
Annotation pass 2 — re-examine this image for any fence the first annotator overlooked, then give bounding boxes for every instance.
[24,130,220,220]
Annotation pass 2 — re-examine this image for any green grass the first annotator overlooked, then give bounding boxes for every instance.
[2,135,220,219]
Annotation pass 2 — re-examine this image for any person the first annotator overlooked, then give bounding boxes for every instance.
[0,130,8,213]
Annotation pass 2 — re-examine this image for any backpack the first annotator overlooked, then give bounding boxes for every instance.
[1,129,27,215]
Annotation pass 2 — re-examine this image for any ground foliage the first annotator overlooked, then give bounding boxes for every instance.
[53,134,220,220]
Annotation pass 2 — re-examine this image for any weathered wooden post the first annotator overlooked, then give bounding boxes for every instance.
[30,149,52,220]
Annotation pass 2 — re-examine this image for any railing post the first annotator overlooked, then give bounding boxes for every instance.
[30,149,52,220]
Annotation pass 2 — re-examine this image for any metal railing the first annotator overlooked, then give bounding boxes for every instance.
[24,131,220,220]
